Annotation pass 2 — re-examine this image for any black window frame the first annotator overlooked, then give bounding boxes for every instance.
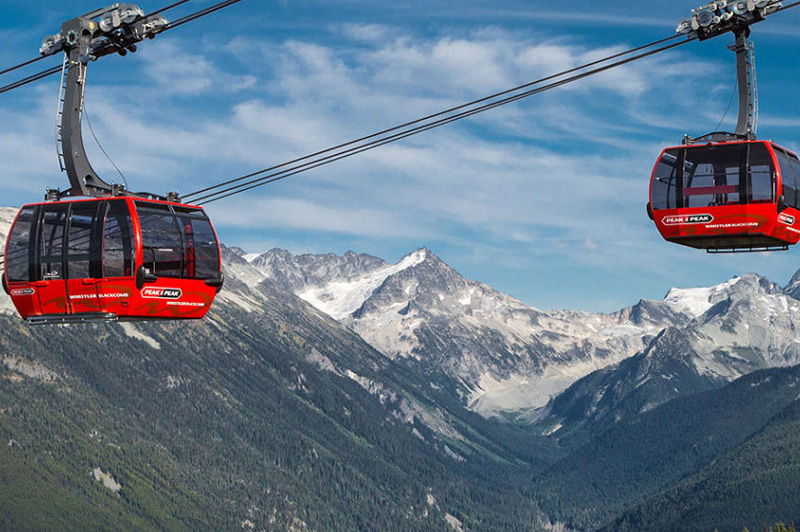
[38,203,70,282]
[101,199,136,278]
[65,201,103,280]
[651,142,776,211]
[5,206,37,283]
[776,148,800,209]
[135,201,220,280]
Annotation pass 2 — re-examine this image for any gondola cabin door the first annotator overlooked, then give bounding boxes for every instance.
[65,202,104,314]
[36,204,72,314]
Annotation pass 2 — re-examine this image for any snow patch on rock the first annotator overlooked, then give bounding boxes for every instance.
[297,249,427,320]
[663,277,740,317]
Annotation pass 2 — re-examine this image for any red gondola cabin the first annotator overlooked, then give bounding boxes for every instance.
[647,139,800,252]
[2,197,223,324]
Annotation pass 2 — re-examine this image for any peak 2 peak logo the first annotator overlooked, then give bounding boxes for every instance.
[10,288,35,296]
[779,213,796,226]
[141,287,182,300]
[662,213,713,225]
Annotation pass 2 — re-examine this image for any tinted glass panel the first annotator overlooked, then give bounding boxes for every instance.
[748,143,775,202]
[103,201,135,278]
[651,149,680,210]
[789,157,800,209]
[6,207,34,283]
[683,144,742,208]
[778,151,799,209]
[67,203,98,279]
[175,208,220,280]
[136,202,183,278]
[40,206,68,280]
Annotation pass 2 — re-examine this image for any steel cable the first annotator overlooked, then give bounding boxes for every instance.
[0,55,48,77]
[161,0,246,32]
[0,65,62,96]
[184,33,684,202]
[196,39,691,205]
[146,0,194,17]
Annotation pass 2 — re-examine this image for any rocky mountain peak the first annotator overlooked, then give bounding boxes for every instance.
[0,206,17,240]
[245,247,387,293]
[661,273,779,319]
[784,268,800,299]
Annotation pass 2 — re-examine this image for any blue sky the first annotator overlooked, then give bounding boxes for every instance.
[1,0,800,312]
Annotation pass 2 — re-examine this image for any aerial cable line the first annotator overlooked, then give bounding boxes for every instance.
[84,102,129,189]
[0,65,62,96]
[194,38,691,205]
[146,0,195,17]
[0,0,244,97]
[162,0,246,31]
[0,55,49,77]
[183,33,684,202]
[774,0,800,12]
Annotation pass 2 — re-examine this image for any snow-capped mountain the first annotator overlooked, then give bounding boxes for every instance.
[243,247,800,424]
[246,248,388,295]
[5,202,800,530]
[245,247,687,419]
[538,273,800,439]
[784,268,800,299]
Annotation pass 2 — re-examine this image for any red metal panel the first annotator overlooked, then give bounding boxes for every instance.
[35,280,70,315]
[132,280,216,319]
[66,279,101,313]
[96,278,136,315]
[7,282,40,318]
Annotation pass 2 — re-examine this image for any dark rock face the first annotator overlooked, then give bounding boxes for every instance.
[249,248,386,292]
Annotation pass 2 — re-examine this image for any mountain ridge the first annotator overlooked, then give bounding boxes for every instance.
[241,245,800,427]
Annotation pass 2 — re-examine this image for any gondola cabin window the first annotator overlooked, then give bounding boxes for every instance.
[5,206,34,282]
[682,144,742,208]
[135,202,220,280]
[40,205,68,281]
[173,206,220,280]
[136,202,184,278]
[67,202,98,279]
[651,150,680,210]
[776,149,800,209]
[102,201,135,278]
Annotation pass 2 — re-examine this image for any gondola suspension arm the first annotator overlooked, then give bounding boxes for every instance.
[677,0,781,143]
[40,5,171,201]
[732,27,758,139]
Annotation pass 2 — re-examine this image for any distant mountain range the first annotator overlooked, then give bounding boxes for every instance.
[2,205,799,531]
[242,246,800,429]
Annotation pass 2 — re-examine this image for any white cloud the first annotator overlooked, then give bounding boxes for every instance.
[139,41,257,95]
[208,197,431,238]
